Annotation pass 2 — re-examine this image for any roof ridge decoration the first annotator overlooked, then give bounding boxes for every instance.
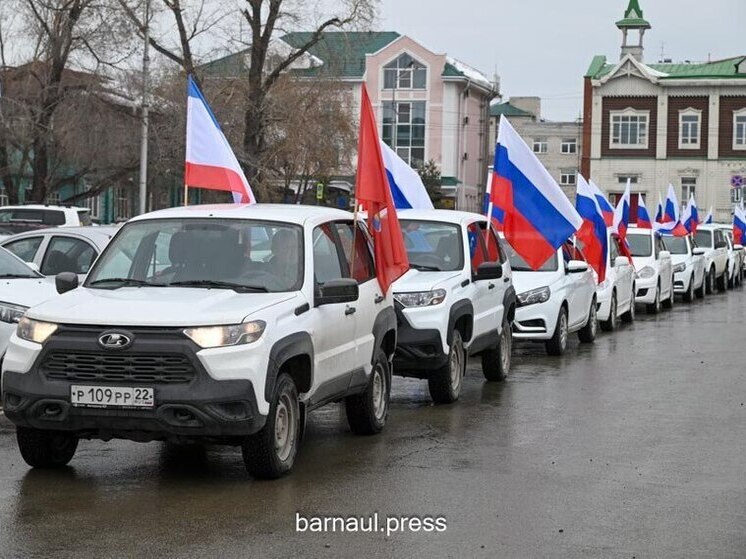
[598,53,668,85]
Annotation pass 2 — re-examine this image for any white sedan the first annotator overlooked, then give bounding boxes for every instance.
[595,230,636,332]
[0,248,59,361]
[627,227,674,314]
[507,242,597,355]
[713,225,744,288]
[661,234,706,302]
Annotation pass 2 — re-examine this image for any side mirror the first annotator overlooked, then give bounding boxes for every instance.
[659,250,671,260]
[692,247,705,256]
[614,256,630,268]
[25,262,40,272]
[315,278,359,306]
[55,271,79,295]
[735,244,744,252]
[474,262,503,281]
[566,260,589,273]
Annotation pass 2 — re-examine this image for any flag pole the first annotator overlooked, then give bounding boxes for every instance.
[484,169,494,250]
[184,183,188,206]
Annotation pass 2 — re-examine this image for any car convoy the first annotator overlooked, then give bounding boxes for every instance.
[0,203,743,478]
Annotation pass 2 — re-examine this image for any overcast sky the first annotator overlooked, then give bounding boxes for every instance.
[378,0,745,121]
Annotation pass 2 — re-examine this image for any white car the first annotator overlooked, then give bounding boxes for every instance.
[2,204,397,479]
[393,210,515,404]
[694,225,730,294]
[713,224,744,288]
[594,230,636,332]
[507,241,597,355]
[661,234,706,302]
[627,227,674,314]
[0,205,92,241]
[0,248,59,361]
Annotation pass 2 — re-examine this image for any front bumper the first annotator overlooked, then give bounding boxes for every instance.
[513,300,560,341]
[2,325,266,443]
[634,275,658,304]
[596,283,613,321]
[673,269,691,293]
[392,305,448,378]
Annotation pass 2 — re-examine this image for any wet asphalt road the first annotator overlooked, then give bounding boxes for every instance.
[1,289,745,558]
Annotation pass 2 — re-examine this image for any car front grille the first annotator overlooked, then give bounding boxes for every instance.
[42,352,196,384]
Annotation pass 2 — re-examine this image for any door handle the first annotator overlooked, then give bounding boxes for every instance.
[374,294,385,304]
[345,306,356,316]
[488,283,495,290]
[503,277,510,283]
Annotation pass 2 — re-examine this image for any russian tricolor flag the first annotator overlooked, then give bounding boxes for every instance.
[637,193,652,229]
[734,207,746,245]
[590,180,614,226]
[703,207,713,225]
[491,116,582,270]
[612,179,631,239]
[576,175,608,282]
[654,193,664,224]
[682,194,699,234]
[657,184,688,236]
[381,141,433,210]
[185,76,255,204]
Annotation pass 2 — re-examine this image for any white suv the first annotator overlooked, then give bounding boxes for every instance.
[2,204,397,479]
[0,205,92,240]
[595,230,636,332]
[661,234,706,302]
[507,241,597,355]
[694,225,729,293]
[627,227,674,314]
[393,210,515,404]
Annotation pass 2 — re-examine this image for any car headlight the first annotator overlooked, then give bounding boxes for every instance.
[637,266,655,279]
[17,317,58,344]
[184,321,266,349]
[672,263,686,274]
[0,302,28,324]
[394,289,446,308]
[517,286,551,307]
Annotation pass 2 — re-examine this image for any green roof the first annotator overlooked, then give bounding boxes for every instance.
[616,0,651,29]
[585,55,746,80]
[489,102,534,118]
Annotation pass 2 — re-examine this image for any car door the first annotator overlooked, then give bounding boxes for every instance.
[563,243,592,328]
[40,235,98,279]
[468,221,503,339]
[656,235,672,296]
[713,229,728,274]
[333,221,382,371]
[612,235,633,309]
[310,222,360,391]
[2,235,47,265]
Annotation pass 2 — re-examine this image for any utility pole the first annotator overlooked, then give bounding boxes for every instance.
[138,0,151,215]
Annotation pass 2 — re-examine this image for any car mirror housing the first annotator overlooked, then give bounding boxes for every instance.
[315,278,359,307]
[614,256,630,268]
[692,247,705,256]
[474,262,503,281]
[659,250,671,260]
[55,271,79,295]
[734,244,744,251]
[566,260,589,273]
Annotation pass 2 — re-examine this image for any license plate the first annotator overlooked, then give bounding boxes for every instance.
[70,385,154,409]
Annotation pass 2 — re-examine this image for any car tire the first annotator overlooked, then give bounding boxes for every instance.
[545,306,569,356]
[577,298,598,343]
[481,317,512,382]
[429,329,465,403]
[683,274,694,302]
[662,278,675,309]
[600,291,617,332]
[242,373,300,479]
[705,267,715,295]
[345,348,390,435]
[16,427,78,469]
[646,284,661,314]
[717,268,727,292]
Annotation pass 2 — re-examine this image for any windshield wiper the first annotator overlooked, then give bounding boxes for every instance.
[0,273,37,279]
[89,278,167,288]
[410,264,442,272]
[167,280,269,292]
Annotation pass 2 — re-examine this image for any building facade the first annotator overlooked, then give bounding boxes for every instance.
[582,0,746,221]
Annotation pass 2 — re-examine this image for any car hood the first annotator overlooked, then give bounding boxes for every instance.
[631,255,656,269]
[671,254,689,265]
[392,269,463,293]
[0,277,58,308]
[27,287,298,326]
[511,270,560,293]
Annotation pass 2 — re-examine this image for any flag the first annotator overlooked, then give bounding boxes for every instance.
[637,193,652,229]
[612,179,631,239]
[380,141,433,210]
[682,194,699,234]
[658,184,688,236]
[491,116,582,270]
[576,176,608,282]
[185,75,255,204]
[355,85,409,294]
[703,207,713,224]
[589,180,614,226]
[654,193,664,224]
[483,186,504,229]
[734,207,746,246]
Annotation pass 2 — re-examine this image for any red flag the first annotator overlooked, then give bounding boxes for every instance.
[355,85,409,294]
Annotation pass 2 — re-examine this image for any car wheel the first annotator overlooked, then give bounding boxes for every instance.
[545,306,569,356]
[683,274,694,302]
[429,329,465,403]
[16,427,78,469]
[717,268,727,292]
[345,348,390,435]
[242,373,300,479]
[577,298,597,343]
[662,278,675,309]
[646,284,661,314]
[599,291,617,332]
[481,317,512,382]
[621,286,636,323]
[705,267,715,295]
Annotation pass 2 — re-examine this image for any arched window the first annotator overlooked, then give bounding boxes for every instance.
[383,54,427,90]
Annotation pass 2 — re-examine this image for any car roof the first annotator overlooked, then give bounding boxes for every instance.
[0,204,89,212]
[395,209,487,225]
[695,224,718,231]
[128,204,354,226]
[0,226,119,245]
[627,226,658,236]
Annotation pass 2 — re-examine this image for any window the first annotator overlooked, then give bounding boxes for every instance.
[618,176,639,185]
[731,186,742,204]
[560,170,577,186]
[3,236,44,263]
[115,187,130,221]
[83,195,100,219]
[561,138,577,154]
[734,110,746,150]
[679,109,701,149]
[467,223,487,273]
[334,222,374,283]
[313,224,344,285]
[610,110,649,148]
[609,236,620,262]
[532,138,548,153]
[0,187,8,206]
[399,219,463,272]
[627,234,652,257]
[46,192,61,205]
[383,53,427,90]
[41,236,97,275]
[681,177,696,205]
[382,101,425,168]
[694,230,712,249]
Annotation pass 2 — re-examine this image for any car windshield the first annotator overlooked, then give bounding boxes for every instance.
[399,220,463,272]
[86,218,304,292]
[694,230,712,248]
[627,234,652,257]
[0,248,40,278]
[662,236,688,255]
[503,241,558,272]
